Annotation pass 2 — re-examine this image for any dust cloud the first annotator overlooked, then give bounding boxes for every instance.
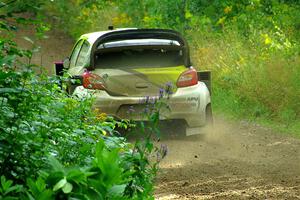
[155,117,300,199]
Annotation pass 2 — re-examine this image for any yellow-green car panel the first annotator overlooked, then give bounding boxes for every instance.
[92,66,186,97]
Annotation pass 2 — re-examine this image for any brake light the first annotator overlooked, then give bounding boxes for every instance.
[82,70,105,90]
[176,67,198,88]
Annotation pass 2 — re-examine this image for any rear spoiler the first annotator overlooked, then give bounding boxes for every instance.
[197,71,212,95]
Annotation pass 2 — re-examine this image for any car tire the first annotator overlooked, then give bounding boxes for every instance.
[206,104,213,126]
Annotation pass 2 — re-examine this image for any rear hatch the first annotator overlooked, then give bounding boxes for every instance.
[93,44,187,97]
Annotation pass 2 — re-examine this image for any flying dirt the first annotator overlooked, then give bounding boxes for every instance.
[155,118,300,199]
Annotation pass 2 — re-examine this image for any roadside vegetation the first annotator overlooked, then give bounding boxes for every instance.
[44,0,300,134]
[0,1,165,199]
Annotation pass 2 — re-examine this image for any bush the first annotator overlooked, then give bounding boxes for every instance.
[0,3,162,199]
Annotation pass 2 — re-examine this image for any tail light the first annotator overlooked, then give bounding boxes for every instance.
[82,70,105,90]
[176,67,198,88]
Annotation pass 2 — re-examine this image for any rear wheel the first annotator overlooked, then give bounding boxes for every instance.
[202,103,215,139]
[206,104,213,126]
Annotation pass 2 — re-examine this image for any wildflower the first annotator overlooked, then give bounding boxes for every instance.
[161,144,168,158]
[166,81,173,88]
[145,96,150,104]
[151,96,158,104]
[224,6,232,14]
[157,144,168,162]
[165,82,174,96]
[101,129,107,136]
[216,16,226,26]
[265,36,272,45]
[159,88,164,99]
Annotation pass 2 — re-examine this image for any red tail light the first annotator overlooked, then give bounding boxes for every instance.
[176,67,198,88]
[82,70,105,90]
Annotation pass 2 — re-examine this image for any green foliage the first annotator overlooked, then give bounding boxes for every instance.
[43,0,116,38]
[0,2,162,199]
[0,135,159,199]
[0,44,116,181]
[0,51,157,198]
[0,176,23,199]
[22,137,156,199]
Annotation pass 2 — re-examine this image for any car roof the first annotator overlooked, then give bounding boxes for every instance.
[80,28,138,44]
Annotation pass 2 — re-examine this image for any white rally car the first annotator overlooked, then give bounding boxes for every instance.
[55,28,212,135]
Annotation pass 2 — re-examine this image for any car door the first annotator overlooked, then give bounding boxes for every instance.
[68,39,91,75]
[67,40,91,93]
[75,40,91,70]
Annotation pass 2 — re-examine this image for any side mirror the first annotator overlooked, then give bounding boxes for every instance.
[54,61,64,76]
[63,57,70,69]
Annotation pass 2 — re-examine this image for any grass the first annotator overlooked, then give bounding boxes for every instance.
[212,87,300,137]
[188,27,300,137]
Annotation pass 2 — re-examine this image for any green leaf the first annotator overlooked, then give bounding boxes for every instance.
[67,169,86,184]
[1,175,6,186]
[36,177,46,192]
[26,178,39,196]
[48,156,65,173]
[26,191,35,200]
[53,178,67,191]
[107,184,126,197]
[0,55,16,66]
[37,190,53,200]
[1,176,12,191]
[95,140,105,160]
[84,171,98,177]
[85,188,104,200]
[45,171,64,186]
[62,182,73,194]
[185,10,193,19]
[0,196,19,200]
[4,185,23,195]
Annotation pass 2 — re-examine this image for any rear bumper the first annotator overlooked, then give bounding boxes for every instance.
[73,81,211,127]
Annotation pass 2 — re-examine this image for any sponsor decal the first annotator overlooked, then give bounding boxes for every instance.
[187,97,199,102]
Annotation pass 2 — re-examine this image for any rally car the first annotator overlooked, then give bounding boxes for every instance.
[55,28,212,135]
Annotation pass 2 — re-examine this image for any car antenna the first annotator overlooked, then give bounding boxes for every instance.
[108,25,114,30]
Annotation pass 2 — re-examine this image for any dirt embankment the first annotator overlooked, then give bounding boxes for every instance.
[155,118,300,199]
[14,27,300,200]
[14,25,74,74]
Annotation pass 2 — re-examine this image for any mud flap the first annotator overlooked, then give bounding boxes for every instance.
[197,71,211,95]
[186,127,205,136]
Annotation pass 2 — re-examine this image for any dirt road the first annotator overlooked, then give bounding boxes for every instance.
[14,25,74,74]
[155,118,300,199]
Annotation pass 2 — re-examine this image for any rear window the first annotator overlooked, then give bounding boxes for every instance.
[95,48,184,69]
